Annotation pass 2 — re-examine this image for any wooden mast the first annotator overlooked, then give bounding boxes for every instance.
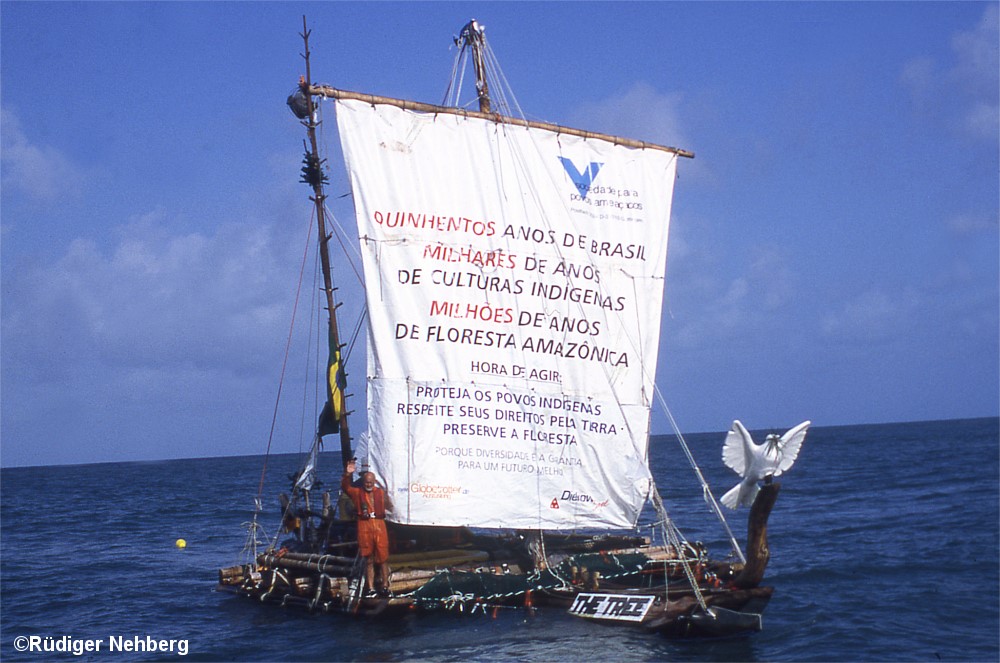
[461,20,491,113]
[298,17,352,467]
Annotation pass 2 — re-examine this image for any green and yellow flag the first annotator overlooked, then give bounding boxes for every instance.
[317,334,346,437]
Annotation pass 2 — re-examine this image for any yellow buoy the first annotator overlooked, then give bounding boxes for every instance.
[175,538,187,549]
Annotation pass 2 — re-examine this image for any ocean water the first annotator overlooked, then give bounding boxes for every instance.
[2,418,997,661]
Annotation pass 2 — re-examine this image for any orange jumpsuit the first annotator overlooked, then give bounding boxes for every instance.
[341,474,390,564]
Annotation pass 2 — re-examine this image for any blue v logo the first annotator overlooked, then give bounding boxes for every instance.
[558,157,603,199]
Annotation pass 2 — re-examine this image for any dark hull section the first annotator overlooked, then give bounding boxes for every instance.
[644,587,773,637]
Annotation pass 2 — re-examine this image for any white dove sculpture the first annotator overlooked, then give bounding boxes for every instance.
[720,420,811,509]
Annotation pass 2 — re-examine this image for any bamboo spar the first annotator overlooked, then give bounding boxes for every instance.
[307,85,695,159]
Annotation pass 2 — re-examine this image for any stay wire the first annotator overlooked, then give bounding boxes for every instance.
[655,387,746,563]
[255,205,318,506]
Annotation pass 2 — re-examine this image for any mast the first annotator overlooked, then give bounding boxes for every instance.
[459,20,491,113]
[297,17,352,468]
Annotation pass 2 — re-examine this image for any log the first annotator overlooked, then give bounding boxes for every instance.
[387,549,490,564]
[387,562,527,593]
[388,562,525,583]
[278,551,356,566]
[218,565,245,580]
[389,577,434,593]
[732,482,780,588]
[636,545,679,561]
[258,554,353,576]
[327,576,349,598]
[390,553,492,570]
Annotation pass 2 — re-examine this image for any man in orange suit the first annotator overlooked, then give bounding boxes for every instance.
[341,459,392,596]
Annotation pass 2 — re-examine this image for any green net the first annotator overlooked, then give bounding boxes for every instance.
[409,550,654,609]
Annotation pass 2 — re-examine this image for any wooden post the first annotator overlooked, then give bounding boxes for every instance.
[732,482,780,588]
[461,20,491,113]
[298,17,353,467]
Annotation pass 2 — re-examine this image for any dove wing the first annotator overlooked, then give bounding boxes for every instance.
[773,420,811,475]
[722,420,754,476]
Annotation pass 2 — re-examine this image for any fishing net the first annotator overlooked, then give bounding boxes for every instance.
[408,551,654,609]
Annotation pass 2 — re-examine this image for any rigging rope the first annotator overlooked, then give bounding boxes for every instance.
[481,37,524,119]
[254,207,319,505]
[314,102,365,284]
[444,22,527,117]
[651,485,708,612]
[654,388,746,564]
[442,38,470,107]
[239,519,269,565]
[298,238,321,454]
[321,200,364,285]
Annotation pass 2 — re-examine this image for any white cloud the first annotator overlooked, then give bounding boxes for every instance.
[748,249,794,312]
[1,203,356,465]
[947,211,999,236]
[952,6,1000,141]
[564,84,802,350]
[951,6,1000,95]
[0,151,383,464]
[666,241,798,350]
[901,6,999,143]
[820,288,920,343]
[962,101,1000,142]
[3,212,304,379]
[568,82,688,153]
[0,106,84,201]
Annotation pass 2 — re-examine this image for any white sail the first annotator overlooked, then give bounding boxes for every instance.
[336,98,678,529]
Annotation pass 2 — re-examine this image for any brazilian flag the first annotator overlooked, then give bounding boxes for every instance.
[317,333,346,437]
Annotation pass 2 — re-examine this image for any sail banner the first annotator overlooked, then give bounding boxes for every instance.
[336,98,678,529]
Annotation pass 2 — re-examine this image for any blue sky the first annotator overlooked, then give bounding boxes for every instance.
[2,2,997,467]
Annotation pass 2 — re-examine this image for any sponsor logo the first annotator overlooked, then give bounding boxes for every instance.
[558,157,603,199]
[402,483,466,499]
[558,157,649,217]
[556,489,609,508]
